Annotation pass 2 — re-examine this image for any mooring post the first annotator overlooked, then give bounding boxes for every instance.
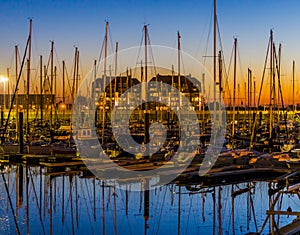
[1,111,3,126]
[19,112,24,154]
[259,111,262,127]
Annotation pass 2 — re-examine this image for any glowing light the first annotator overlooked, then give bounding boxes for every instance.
[0,75,8,83]
[59,103,66,109]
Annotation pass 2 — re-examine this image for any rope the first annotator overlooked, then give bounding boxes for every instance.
[108,23,115,57]
[224,43,234,103]
[195,6,213,60]
[202,7,213,66]
[147,30,157,76]
[217,18,232,104]
[132,27,144,81]
[97,37,105,72]
[3,35,30,141]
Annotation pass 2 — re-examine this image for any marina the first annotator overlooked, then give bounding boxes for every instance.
[1,0,300,234]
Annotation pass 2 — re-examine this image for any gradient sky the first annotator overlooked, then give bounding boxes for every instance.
[0,0,300,104]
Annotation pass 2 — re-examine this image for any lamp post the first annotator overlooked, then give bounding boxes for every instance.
[0,75,9,111]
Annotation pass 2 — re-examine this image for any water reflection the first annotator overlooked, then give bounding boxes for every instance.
[0,164,299,235]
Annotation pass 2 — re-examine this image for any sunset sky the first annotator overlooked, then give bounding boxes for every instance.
[0,0,299,105]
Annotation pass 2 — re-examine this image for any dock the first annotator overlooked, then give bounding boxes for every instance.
[273,219,300,235]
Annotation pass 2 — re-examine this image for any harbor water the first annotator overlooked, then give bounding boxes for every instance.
[0,164,299,235]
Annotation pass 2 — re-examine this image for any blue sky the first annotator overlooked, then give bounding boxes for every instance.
[0,0,300,103]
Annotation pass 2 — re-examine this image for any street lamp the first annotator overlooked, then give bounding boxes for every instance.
[0,75,8,110]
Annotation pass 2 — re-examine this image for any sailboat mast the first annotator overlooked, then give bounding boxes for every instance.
[43,65,47,123]
[177,31,182,142]
[269,30,273,141]
[177,31,181,93]
[76,51,79,96]
[218,50,223,125]
[40,55,43,124]
[232,38,237,138]
[26,19,32,137]
[102,21,109,145]
[144,25,150,155]
[213,0,217,134]
[202,73,206,134]
[62,61,65,105]
[248,69,252,129]
[71,47,78,103]
[172,65,175,121]
[109,65,112,111]
[62,60,65,120]
[127,68,130,105]
[214,0,217,84]
[94,60,97,124]
[144,25,148,84]
[244,82,246,110]
[114,42,118,106]
[277,44,281,124]
[293,60,295,112]
[54,66,57,122]
[50,41,54,131]
[254,80,256,107]
[6,69,9,110]
[15,45,19,136]
[104,21,108,87]
[171,65,174,87]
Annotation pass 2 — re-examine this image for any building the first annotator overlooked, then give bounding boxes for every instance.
[0,94,55,110]
[92,73,204,112]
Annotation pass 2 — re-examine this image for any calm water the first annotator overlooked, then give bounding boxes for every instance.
[0,164,299,235]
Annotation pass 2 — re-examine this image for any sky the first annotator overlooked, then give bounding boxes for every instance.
[0,0,300,105]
